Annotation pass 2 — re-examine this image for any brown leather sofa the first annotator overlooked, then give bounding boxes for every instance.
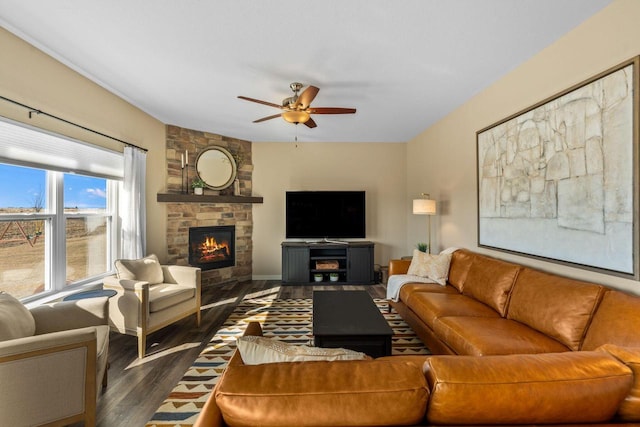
[195,322,640,426]
[389,249,640,356]
[194,249,640,426]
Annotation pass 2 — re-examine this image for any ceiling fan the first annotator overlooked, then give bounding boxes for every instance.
[238,82,356,128]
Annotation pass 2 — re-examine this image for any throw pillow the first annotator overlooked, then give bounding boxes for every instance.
[406,249,452,285]
[0,292,36,341]
[236,335,368,365]
[115,254,164,284]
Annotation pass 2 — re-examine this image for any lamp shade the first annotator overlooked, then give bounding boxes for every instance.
[282,110,310,124]
[413,198,436,215]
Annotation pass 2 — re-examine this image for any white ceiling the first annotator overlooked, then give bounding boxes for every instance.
[0,0,612,143]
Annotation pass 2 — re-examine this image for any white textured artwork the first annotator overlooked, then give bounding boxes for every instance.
[478,63,635,275]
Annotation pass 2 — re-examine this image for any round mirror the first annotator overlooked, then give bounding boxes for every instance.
[195,146,237,190]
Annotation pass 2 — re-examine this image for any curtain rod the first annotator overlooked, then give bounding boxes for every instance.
[0,95,148,152]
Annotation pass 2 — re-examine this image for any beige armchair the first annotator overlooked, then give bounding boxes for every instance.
[104,254,201,358]
[0,292,109,427]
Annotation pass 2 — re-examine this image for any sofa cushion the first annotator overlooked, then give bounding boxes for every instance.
[447,249,475,292]
[407,293,499,326]
[0,292,35,341]
[582,290,640,350]
[507,268,605,351]
[148,283,195,313]
[433,316,569,356]
[236,336,368,365]
[115,254,164,285]
[462,255,520,317]
[216,359,429,426]
[423,351,632,425]
[597,344,640,422]
[406,250,452,285]
[399,283,458,306]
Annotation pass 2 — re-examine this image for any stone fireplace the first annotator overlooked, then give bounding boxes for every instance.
[163,125,254,286]
[189,225,235,270]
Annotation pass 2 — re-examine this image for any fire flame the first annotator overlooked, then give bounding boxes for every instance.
[197,236,230,261]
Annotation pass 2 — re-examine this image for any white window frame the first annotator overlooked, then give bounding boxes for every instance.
[0,167,120,303]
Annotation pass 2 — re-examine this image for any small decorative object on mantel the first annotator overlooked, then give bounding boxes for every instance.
[233,178,240,196]
[180,149,190,194]
[191,178,205,195]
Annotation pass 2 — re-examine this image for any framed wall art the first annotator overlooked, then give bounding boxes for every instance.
[477,56,639,278]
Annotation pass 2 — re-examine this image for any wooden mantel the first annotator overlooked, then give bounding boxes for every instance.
[156,193,263,204]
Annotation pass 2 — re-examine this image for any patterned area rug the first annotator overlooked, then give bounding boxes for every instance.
[146,297,429,426]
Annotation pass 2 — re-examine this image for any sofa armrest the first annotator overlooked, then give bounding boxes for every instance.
[162,265,201,288]
[389,259,411,276]
[0,326,97,358]
[103,274,150,291]
[194,383,225,427]
[31,297,109,334]
[0,327,97,426]
[194,322,264,427]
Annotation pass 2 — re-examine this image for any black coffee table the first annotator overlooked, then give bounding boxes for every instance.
[312,290,393,358]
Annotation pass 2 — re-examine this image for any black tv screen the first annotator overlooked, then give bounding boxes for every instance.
[286,191,366,239]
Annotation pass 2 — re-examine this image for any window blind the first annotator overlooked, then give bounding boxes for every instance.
[0,117,123,180]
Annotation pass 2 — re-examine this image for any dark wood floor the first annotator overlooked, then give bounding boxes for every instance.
[93,280,387,427]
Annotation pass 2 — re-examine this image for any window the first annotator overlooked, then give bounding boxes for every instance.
[0,164,118,300]
[0,118,123,301]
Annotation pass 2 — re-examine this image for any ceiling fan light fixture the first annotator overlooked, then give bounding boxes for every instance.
[282,110,310,124]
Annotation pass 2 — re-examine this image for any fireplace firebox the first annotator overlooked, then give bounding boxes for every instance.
[189,225,235,270]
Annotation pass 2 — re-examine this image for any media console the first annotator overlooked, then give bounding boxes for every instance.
[281,241,375,285]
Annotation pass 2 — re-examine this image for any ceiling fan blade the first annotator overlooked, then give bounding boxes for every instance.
[238,96,283,109]
[308,107,356,114]
[295,86,319,109]
[253,113,282,123]
[304,117,317,128]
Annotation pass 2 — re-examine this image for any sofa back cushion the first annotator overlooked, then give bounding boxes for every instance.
[424,351,632,425]
[507,268,604,351]
[461,255,520,316]
[447,249,474,292]
[115,254,164,285]
[0,292,35,341]
[582,290,640,350]
[216,359,429,426]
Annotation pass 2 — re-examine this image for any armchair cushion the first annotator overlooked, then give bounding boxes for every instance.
[115,253,164,284]
[30,296,110,335]
[0,292,35,341]
[148,284,196,313]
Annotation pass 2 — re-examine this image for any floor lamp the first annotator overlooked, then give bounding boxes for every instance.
[413,193,437,254]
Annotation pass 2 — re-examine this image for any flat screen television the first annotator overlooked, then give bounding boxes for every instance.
[285,191,366,239]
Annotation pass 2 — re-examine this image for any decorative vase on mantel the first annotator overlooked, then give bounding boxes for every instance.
[194,187,203,195]
[233,179,240,196]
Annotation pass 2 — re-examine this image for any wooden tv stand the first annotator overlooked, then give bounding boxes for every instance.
[281,241,375,285]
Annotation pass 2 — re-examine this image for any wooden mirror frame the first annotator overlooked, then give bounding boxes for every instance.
[195,146,237,190]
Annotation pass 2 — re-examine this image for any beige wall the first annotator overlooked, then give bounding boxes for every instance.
[252,142,407,278]
[407,0,640,294]
[0,27,168,260]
